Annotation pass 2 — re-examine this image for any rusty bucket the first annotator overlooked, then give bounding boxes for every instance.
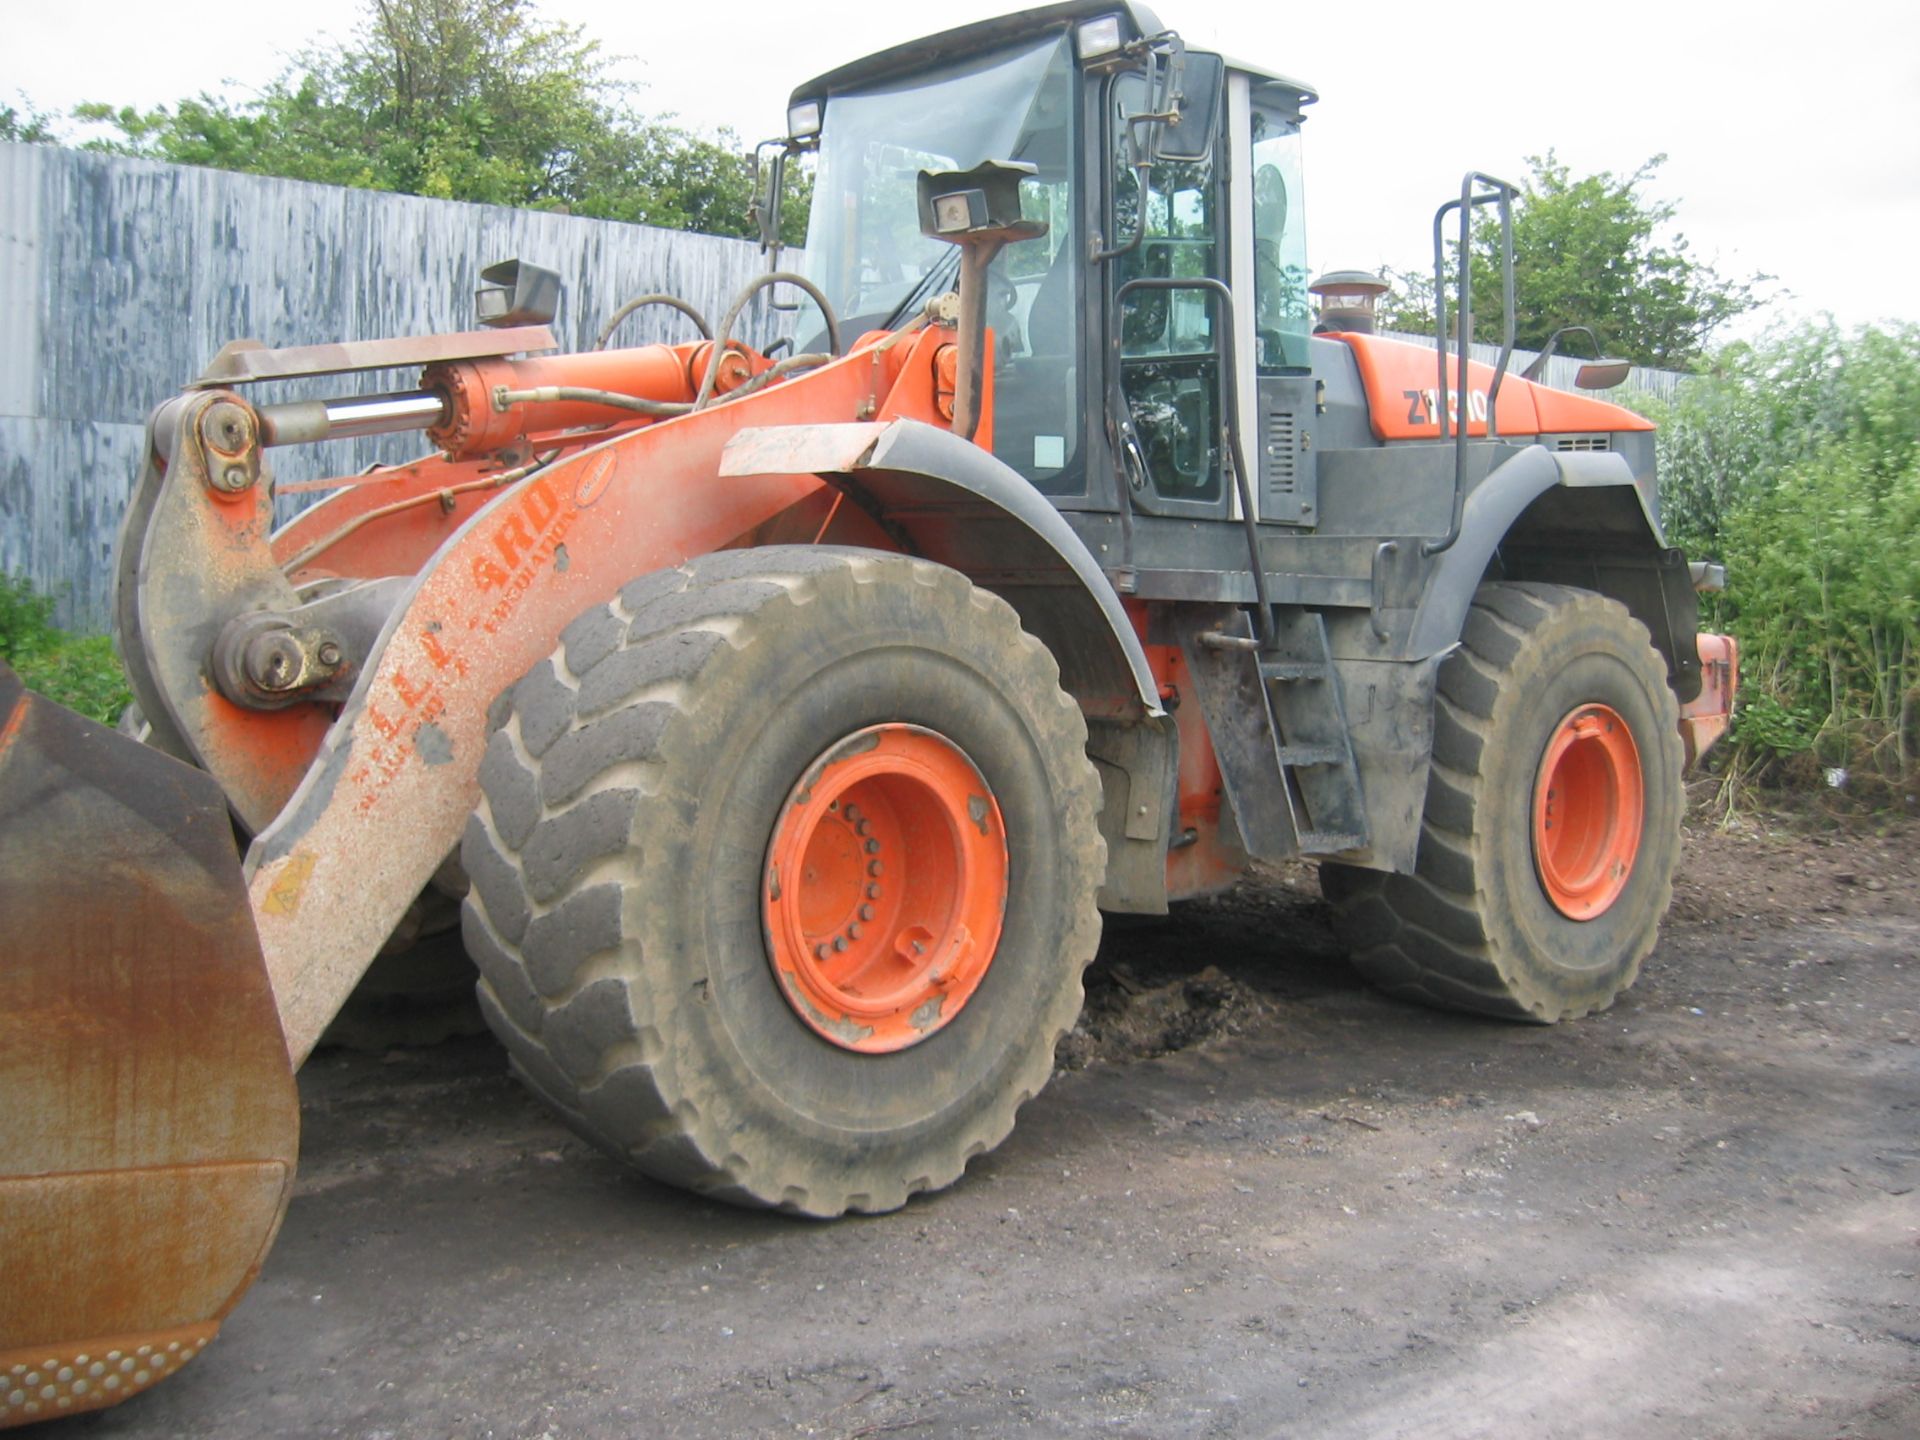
[0,665,297,1426]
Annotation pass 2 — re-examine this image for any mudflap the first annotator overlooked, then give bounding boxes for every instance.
[0,665,298,1427]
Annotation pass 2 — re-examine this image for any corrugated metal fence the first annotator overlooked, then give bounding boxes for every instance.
[0,142,785,629]
[1379,331,1685,404]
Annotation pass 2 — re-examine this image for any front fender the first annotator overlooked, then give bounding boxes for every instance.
[722,419,1162,720]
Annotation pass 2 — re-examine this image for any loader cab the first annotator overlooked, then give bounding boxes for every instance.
[787,3,1318,522]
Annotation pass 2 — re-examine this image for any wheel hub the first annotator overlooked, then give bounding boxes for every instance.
[763,724,1007,1053]
[1532,703,1644,920]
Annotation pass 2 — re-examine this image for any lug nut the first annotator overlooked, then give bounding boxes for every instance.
[859,904,874,921]
[848,923,863,940]
[832,936,848,953]
[868,861,883,878]
[866,884,881,900]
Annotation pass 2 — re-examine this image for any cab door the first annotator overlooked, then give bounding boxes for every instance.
[1107,64,1232,520]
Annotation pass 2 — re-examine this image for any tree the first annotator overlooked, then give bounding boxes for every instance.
[1376,153,1767,370]
[1,98,57,144]
[72,0,808,243]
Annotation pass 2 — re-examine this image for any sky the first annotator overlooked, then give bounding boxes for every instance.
[8,0,1919,340]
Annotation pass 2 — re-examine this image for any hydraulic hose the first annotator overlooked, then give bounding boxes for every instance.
[594,294,714,350]
[694,272,841,411]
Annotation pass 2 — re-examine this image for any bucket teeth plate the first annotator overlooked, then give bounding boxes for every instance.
[0,664,298,1428]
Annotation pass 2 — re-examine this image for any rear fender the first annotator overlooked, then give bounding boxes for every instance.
[1408,445,1703,702]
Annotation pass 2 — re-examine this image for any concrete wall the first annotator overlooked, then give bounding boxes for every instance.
[0,142,783,629]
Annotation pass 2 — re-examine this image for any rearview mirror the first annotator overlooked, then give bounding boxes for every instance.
[749,140,789,253]
[1154,51,1222,164]
[1575,359,1633,391]
[1519,324,1631,390]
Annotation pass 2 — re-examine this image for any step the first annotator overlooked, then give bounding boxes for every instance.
[1259,660,1328,683]
[1276,744,1344,768]
[1295,831,1367,854]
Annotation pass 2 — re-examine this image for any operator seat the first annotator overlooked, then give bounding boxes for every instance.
[1024,243,1075,362]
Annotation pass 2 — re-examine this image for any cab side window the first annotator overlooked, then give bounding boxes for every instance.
[1250,108,1312,372]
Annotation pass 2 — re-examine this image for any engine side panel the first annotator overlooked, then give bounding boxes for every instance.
[1330,331,1654,442]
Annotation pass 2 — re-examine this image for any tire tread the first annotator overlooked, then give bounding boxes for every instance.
[1325,583,1684,1022]
[462,547,1104,1215]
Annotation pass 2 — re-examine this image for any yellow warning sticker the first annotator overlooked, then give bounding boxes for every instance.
[261,850,318,917]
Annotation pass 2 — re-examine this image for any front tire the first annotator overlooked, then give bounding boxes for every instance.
[1323,582,1684,1021]
[461,547,1105,1215]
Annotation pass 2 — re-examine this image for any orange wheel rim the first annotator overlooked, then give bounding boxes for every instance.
[1532,703,1644,920]
[763,725,1008,1053]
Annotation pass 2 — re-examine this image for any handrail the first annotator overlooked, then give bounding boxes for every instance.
[1425,171,1516,557]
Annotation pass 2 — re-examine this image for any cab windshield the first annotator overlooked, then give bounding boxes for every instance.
[800,33,1076,336]
[798,32,1083,491]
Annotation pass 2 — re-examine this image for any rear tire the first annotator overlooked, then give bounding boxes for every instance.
[461,547,1105,1215]
[1322,582,1683,1022]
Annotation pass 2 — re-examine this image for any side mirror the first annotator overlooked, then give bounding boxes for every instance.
[1575,359,1633,391]
[1153,50,1222,165]
[749,140,789,253]
[476,260,560,329]
[1520,324,1631,389]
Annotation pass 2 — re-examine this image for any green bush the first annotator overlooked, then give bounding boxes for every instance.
[1650,320,1920,559]
[1647,321,1920,789]
[0,573,134,726]
[1723,447,1918,773]
[0,571,58,662]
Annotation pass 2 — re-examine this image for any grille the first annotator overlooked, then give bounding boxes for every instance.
[1553,435,1611,452]
[1264,408,1297,501]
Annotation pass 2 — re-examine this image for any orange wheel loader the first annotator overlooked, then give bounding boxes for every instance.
[0,2,1735,1424]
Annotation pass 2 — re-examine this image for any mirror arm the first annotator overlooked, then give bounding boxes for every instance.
[1090,43,1169,266]
[1519,325,1602,383]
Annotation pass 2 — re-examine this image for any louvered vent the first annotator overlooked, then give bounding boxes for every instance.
[1264,408,1297,504]
[1553,434,1611,452]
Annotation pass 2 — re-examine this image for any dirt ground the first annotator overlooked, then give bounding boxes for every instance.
[70,810,1919,1439]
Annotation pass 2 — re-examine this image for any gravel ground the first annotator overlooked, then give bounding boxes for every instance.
[67,814,1920,1439]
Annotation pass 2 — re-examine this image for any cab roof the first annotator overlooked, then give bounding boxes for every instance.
[789,3,1315,121]
[791,2,1166,104]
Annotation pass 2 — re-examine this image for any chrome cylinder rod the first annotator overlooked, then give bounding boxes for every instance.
[258,391,448,447]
